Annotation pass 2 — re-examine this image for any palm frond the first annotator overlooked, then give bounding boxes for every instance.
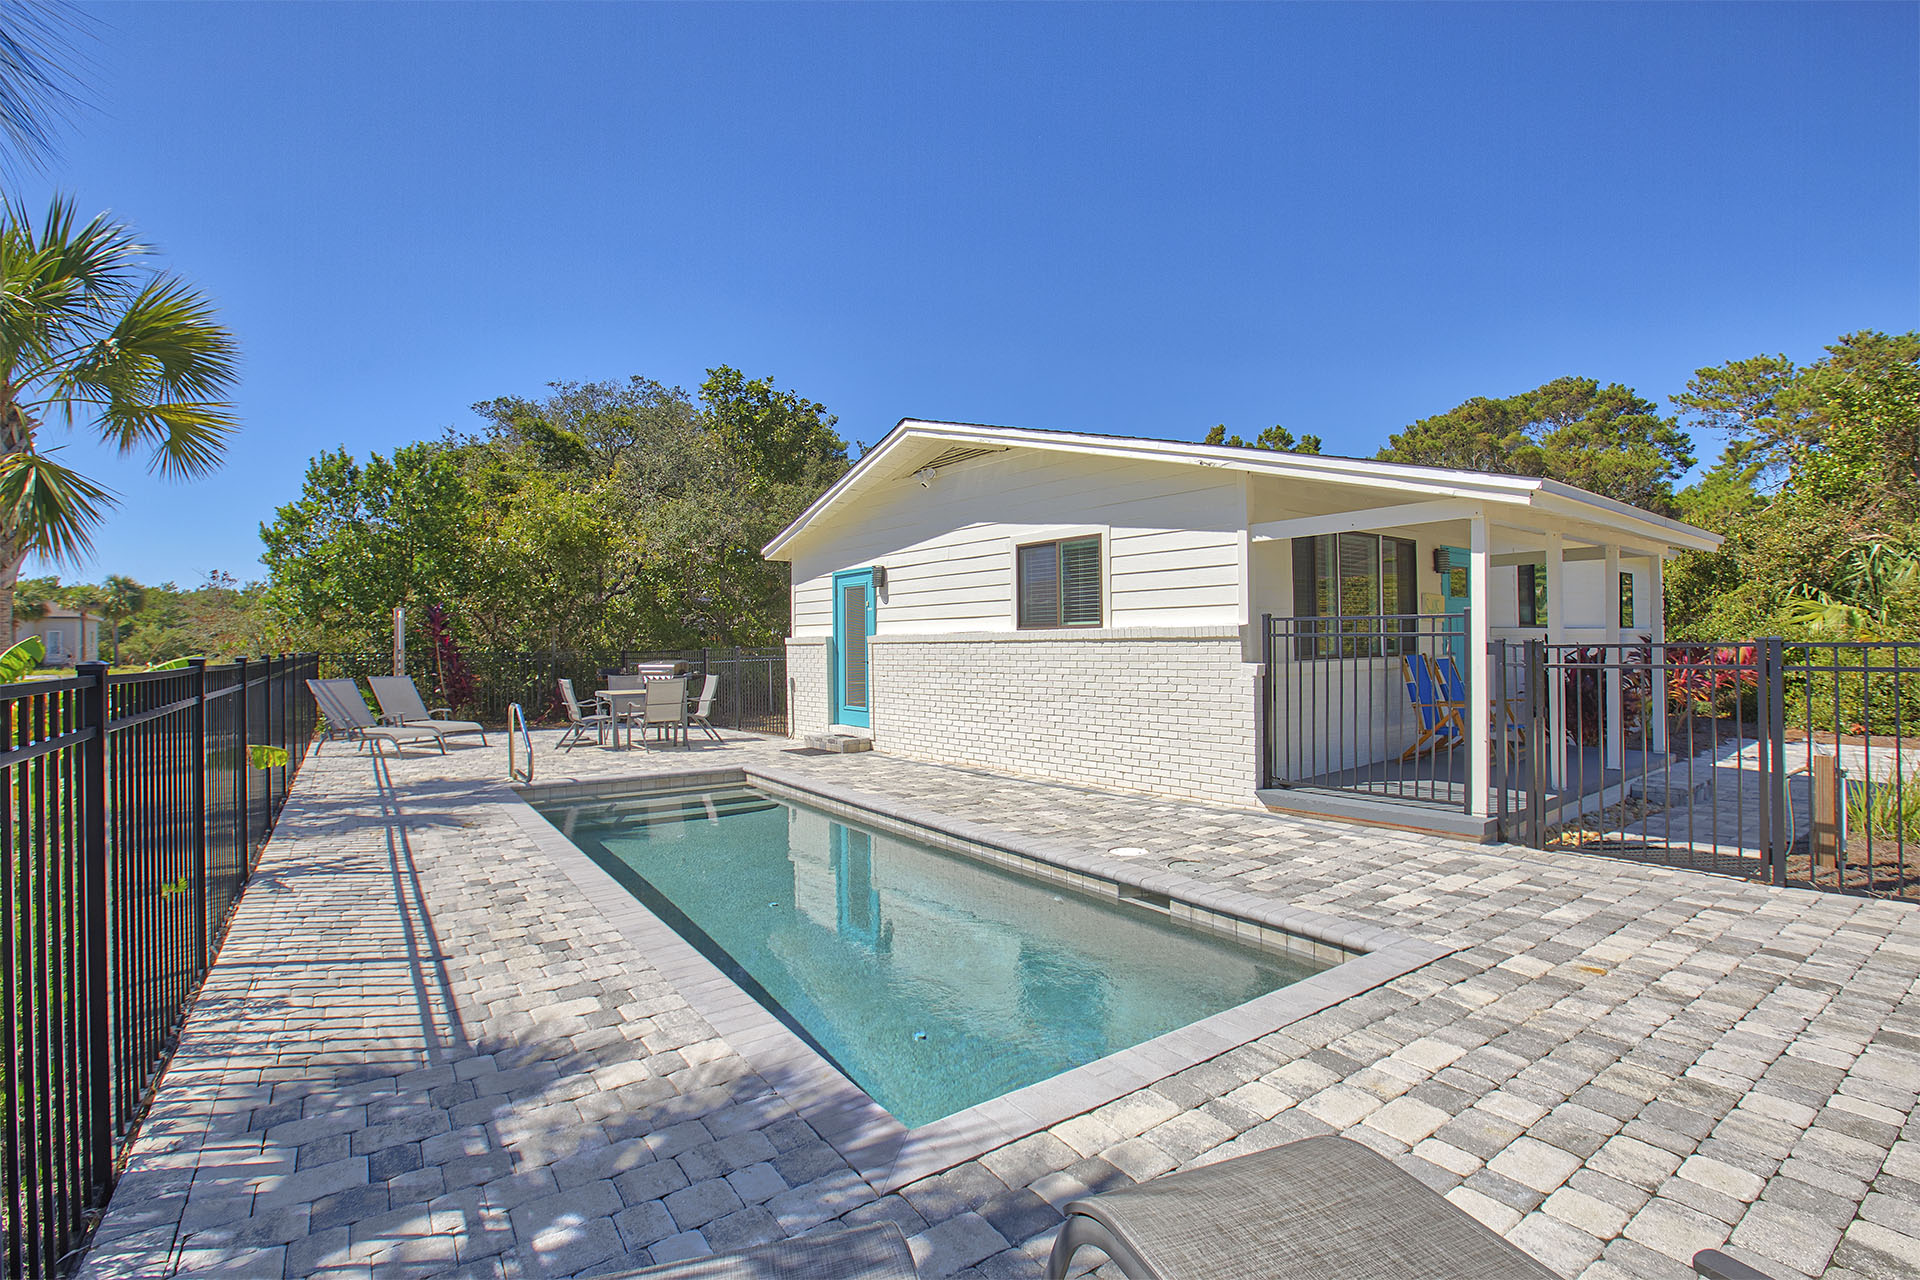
[0,445,110,564]
[0,2,90,175]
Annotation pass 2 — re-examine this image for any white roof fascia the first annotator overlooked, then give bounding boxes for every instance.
[761,419,1721,559]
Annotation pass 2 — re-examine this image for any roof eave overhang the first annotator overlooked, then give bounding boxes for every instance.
[761,420,1722,559]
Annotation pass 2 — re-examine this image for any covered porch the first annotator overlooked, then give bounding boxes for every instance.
[1244,480,1720,840]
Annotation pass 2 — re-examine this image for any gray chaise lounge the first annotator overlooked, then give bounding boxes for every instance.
[1047,1135,1559,1279]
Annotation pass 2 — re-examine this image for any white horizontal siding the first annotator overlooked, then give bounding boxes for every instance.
[787,449,1246,636]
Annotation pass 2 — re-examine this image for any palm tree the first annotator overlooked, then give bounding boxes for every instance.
[101,572,142,664]
[0,197,240,637]
[58,580,104,663]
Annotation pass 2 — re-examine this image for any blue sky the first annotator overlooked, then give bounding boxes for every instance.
[21,1,1919,585]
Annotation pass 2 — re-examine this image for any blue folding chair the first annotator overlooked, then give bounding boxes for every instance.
[1401,654,1466,758]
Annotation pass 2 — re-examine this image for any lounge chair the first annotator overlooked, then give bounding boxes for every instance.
[1046,1135,1559,1280]
[687,672,721,740]
[556,678,614,750]
[368,675,488,745]
[639,675,689,747]
[619,1221,912,1277]
[307,679,447,755]
[1400,654,1466,759]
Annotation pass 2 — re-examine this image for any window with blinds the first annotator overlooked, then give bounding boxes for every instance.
[1017,536,1102,628]
[1290,533,1418,657]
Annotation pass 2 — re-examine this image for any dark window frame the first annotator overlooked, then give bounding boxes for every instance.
[1518,563,1548,628]
[1291,532,1419,658]
[1016,535,1103,629]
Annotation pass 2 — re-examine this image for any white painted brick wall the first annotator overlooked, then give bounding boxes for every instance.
[865,629,1260,806]
[786,639,830,737]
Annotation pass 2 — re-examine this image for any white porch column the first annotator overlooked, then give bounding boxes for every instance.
[1603,542,1624,770]
[1649,553,1667,753]
[1545,532,1566,787]
[1469,515,1492,817]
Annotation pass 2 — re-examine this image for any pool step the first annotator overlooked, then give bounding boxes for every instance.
[803,733,873,753]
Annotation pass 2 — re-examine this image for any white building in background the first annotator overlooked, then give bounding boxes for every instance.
[14,608,100,665]
[762,419,1720,836]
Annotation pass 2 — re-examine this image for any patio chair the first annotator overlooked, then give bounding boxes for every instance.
[556,678,613,750]
[367,675,488,745]
[687,672,721,740]
[1434,653,1528,751]
[1400,654,1466,759]
[307,679,447,755]
[639,674,689,747]
[617,1221,913,1277]
[1046,1135,1559,1280]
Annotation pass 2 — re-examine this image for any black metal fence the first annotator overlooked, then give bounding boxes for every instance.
[1,655,316,1279]
[1263,612,1473,808]
[1506,639,1920,901]
[1268,615,1920,902]
[318,647,787,734]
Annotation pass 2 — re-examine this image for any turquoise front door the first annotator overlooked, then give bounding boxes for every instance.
[1438,545,1470,669]
[830,568,877,727]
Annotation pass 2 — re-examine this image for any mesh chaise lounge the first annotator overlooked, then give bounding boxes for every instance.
[1046,1135,1560,1280]
[308,679,448,755]
[368,675,488,745]
[618,1221,913,1277]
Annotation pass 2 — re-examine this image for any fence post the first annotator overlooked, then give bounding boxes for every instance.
[76,660,113,1196]
[187,658,210,978]
[1766,637,1789,887]
[1528,640,1543,852]
[1260,613,1274,789]
[259,655,274,833]
[235,656,250,872]
[1493,639,1510,839]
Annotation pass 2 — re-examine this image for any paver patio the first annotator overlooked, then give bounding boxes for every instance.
[75,728,1920,1280]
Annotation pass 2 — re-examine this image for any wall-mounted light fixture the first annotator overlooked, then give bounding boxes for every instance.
[872,565,887,592]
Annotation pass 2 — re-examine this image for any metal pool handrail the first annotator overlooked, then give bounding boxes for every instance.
[508,702,534,783]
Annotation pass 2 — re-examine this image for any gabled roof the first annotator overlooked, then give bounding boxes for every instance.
[762,419,1722,559]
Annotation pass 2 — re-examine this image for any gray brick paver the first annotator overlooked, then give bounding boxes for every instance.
[71,729,1920,1280]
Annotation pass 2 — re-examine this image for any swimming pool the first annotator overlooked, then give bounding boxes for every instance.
[535,782,1333,1127]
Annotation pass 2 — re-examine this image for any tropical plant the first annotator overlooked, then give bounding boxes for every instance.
[0,635,43,684]
[0,196,241,636]
[1846,776,1920,844]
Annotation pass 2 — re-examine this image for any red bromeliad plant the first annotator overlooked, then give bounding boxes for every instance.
[1664,644,1759,716]
[424,605,478,713]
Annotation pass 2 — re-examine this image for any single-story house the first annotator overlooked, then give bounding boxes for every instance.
[762,420,1721,835]
[14,607,100,666]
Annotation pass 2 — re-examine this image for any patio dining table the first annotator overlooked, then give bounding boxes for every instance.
[594,688,647,749]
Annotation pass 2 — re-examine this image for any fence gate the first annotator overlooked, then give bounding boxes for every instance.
[1505,639,1920,902]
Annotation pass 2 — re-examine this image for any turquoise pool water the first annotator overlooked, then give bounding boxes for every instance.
[536,784,1328,1127]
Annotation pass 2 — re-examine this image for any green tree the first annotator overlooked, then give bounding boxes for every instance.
[259,445,475,652]
[1203,424,1322,454]
[1380,376,1693,512]
[699,366,846,488]
[0,197,241,636]
[1665,333,1920,639]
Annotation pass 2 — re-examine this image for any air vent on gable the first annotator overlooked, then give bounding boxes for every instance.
[920,445,1006,472]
